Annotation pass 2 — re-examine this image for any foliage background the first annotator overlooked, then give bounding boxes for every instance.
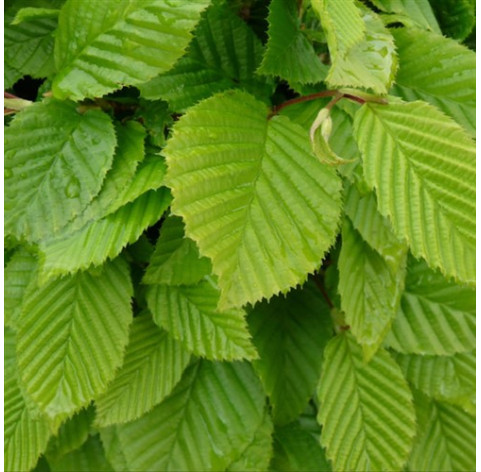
[4,0,476,471]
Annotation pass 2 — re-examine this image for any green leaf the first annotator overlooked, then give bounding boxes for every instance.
[391,28,475,136]
[102,360,266,472]
[370,0,440,33]
[5,328,52,472]
[53,0,211,100]
[258,0,327,84]
[12,7,60,24]
[408,393,475,472]
[343,182,405,260]
[247,282,333,425]
[227,410,274,472]
[314,1,397,94]
[164,90,342,309]
[39,188,171,280]
[4,248,38,329]
[5,99,116,242]
[139,2,270,111]
[317,334,416,472]
[428,0,475,40]
[143,215,212,286]
[147,277,258,361]
[94,313,191,427]
[354,100,475,285]
[385,257,475,355]
[46,407,94,462]
[48,435,113,472]
[271,421,331,472]
[17,258,133,424]
[393,351,475,415]
[4,6,57,87]
[338,219,406,359]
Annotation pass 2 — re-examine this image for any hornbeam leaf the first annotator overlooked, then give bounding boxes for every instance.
[147,277,258,361]
[5,328,52,472]
[408,392,475,472]
[95,313,191,427]
[317,334,416,472]
[391,28,475,136]
[227,410,274,472]
[4,248,38,329]
[247,282,333,425]
[48,435,113,472]
[5,100,116,242]
[17,258,133,423]
[271,421,331,472]
[139,2,270,111]
[53,0,211,100]
[102,360,266,472]
[393,351,475,414]
[385,257,475,355]
[164,90,342,309]
[39,188,172,280]
[258,0,328,84]
[354,100,475,285]
[428,0,475,41]
[338,219,406,359]
[143,215,212,286]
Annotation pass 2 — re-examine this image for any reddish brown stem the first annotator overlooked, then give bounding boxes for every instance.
[271,90,338,116]
[313,274,335,309]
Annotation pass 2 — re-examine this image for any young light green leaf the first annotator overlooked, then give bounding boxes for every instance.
[139,2,270,111]
[53,0,211,100]
[147,277,258,361]
[48,435,114,472]
[39,188,172,280]
[392,28,475,136]
[102,360,266,472]
[95,313,191,427]
[5,99,116,242]
[317,334,415,472]
[258,0,328,84]
[143,215,212,286]
[12,7,60,24]
[338,219,406,359]
[17,258,133,424]
[385,257,475,355]
[4,248,38,329]
[271,421,331,472]
[393,351,475,415]
[46,407,94,462]
[164,90,342,309]
[227,410,274,472]
[354,100,475,285]
[248,282,333,425]
[4,6,57,87]
[408,392,475,472]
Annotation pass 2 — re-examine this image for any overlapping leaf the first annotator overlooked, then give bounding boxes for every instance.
[392,28,475,136]
[164,90,342,309]
[101,360,266,472]
[258,0,327,84]
[429,0,475,40]
[393,351,475,414]
[385,257,475,355]
[5,328,52,472]
[95,313,191,426]
[354,100,475,285]
[139,2,270,111]
[143,215,212,286]
[53,0,211,100]
[147,277,257,361]
[5,99,116,242]
[408,392,475,472]
[247,282,333,425]
[338,219,406,358]
[39,188,172,279]
[317,334,415,472]
[17,258,133,423]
